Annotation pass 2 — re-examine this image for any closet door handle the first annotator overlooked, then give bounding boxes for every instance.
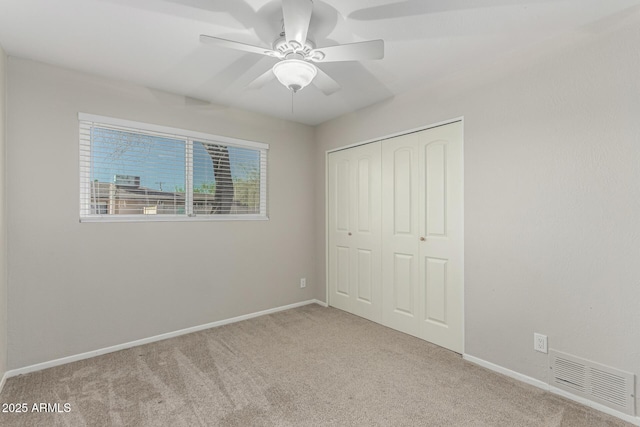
[348,232,352,236]
[420,237,426,241]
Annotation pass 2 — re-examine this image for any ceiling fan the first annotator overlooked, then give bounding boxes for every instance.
[200,0,384,95]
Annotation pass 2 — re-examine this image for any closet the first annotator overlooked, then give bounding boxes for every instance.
[328,121,463,353]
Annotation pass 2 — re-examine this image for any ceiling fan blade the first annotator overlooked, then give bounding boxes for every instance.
[348,0,557,20]
[246,69,276,90]
[282,0,313,46]
[310,40,384,63]
[312,68,341,95]
[200,35,281,58]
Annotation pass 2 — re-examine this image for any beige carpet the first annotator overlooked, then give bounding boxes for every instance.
[0,305,633,426]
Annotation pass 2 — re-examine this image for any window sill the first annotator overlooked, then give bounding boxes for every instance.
[79,214,269,223]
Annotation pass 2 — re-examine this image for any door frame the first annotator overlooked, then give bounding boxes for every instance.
[325,116,465,353]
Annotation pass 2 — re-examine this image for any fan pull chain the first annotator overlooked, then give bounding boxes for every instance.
[291,90,294,115]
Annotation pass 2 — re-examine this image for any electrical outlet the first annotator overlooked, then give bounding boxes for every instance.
[534,333,548,353]
[300,278,306,288]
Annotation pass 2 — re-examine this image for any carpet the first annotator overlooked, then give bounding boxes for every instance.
[0,304,633,426]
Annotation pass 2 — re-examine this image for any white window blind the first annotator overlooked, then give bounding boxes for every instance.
[79,114,268,222]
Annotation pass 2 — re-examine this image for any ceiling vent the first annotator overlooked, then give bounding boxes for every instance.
[549,349,635,416]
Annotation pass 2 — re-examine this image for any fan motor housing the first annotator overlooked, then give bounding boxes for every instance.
[273,36,315,59]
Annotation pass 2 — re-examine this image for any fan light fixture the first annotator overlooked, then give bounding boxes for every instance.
[200,0,384,96]
[272,59,317,93]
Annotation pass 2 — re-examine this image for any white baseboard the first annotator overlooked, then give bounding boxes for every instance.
[5,299,326,379]
[463,354,640,426]
[462,354,548,389]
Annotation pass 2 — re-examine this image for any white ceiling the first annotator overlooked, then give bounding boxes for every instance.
[1,0,639,125]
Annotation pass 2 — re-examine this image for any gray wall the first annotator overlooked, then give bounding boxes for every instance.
[6,58,317,369]
[315,10,640,408]
[0,44,7,383]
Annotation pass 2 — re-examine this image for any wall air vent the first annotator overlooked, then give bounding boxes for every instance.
[549,350,635,416]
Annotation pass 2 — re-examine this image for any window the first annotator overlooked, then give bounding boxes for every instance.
[79,113,268,222]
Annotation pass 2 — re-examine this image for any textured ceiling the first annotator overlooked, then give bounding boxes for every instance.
[1,0,639,125]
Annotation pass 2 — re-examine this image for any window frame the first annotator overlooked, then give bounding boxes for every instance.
[79,113,269,223]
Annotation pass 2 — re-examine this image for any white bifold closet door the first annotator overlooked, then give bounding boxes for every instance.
[328,121,463,353]
[381,122,463,353]
[328,142,382,323]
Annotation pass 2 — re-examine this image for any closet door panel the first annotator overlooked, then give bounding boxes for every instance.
[425,143,447,237]
[328,153,353,312]
[336,246,351,297]
[335,159,351,232]
[357,158,372,232]
[393,148,413,235]
[382,133,420,336]
[350,143,382,322]
[328,143,382,322]
[418,122,464,353]
[356,249,373,303]
[424,257,447,325]
[392,253,415,316]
